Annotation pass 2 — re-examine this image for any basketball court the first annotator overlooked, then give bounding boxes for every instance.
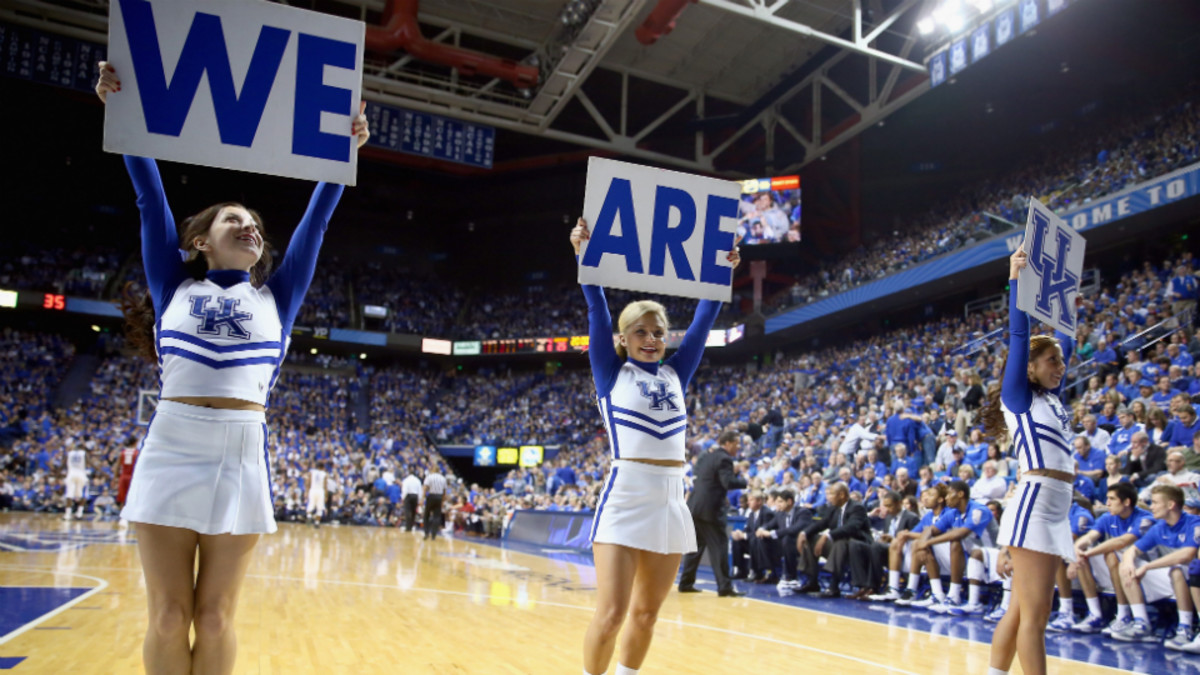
[0,513,1165,673]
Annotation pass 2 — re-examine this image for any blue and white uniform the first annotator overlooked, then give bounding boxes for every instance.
[120,156,342,535]
[996,280,1078,561]
[1085,507,1158,595]
[584,283,721,554]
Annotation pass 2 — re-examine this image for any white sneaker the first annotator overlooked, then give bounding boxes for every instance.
[984,605,1007,622]
[1165,625,1193,650]
[1112,618,1158,643]
[949,601,986,616]
[1047,612,1076,632]
[63,511,72,521]
[912,595,940,609]
[931,597,962,614]
[1179,634,1200,654]
[868,588,901,602]
[1102,616,1132,637]
[1071,613,1106,633]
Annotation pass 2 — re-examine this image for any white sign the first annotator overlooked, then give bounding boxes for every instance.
[1017,198,1086,338]
[578,158,740,302]
[104,0,365,185]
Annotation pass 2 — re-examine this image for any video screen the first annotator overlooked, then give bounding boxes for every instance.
[737,175,801,245]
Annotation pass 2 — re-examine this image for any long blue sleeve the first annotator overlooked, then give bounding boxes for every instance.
[125,156,187,315]
[581,283,622,397]
[266,182,344,331]
[665,299,721,389]
[1002,280,1033,413]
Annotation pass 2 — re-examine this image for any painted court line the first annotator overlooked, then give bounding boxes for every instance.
[0,566,109,646]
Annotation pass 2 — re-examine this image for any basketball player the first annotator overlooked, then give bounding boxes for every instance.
[116,434,140,529]
[63,441,88,520]
[982,245,1077,675]
[572,218,740,675]
[307,460,329,528]
[97,62,368,675]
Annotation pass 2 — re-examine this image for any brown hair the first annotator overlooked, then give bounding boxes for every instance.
[121,203,272,361]
[1150,484,1185,511]
[981,335,1061,443]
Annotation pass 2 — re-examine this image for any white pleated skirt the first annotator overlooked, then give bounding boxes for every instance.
[121,400,276,535]
[997,474,1075,562]
[590,459,697,555]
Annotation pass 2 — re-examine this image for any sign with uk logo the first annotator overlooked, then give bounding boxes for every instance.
[104,0,365,185]
[1017,198,1086,339]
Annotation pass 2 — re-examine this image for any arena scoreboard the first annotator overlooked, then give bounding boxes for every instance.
[456,330,728,356]
[476,445,545,467]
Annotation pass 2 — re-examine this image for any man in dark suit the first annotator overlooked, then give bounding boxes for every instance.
[731,489,775,581]
[847,490,920,598]
[1125,431,1166,486]
[794,482,872,597]
[757,488,811,589]
[678,431,748,597]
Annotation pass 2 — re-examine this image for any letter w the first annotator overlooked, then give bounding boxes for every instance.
[120,0,290,147]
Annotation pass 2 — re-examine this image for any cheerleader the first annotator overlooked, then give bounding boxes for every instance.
[96,62,368,674]
[572,218,739,675]
[982,245,1076,675]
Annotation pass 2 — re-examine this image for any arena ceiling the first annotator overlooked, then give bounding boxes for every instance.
[2,0,941,176]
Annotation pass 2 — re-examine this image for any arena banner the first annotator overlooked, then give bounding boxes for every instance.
[104,0,364,185]
[1017,198,1086,339]
[578,158,741,303]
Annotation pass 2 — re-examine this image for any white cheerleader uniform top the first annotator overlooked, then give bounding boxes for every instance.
[580,283,723,462]
[126,156,342,407]
[1001,279,1076,475]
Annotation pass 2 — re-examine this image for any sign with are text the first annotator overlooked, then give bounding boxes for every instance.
[1017,198,1086,339]
[104,0,364,185]
[578,158,740,303]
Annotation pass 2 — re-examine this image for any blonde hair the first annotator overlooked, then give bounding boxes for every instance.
[616,300,670,360]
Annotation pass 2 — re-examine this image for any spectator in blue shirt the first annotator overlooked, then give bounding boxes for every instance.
[1166,406,1200,453]
[1073,436,1107,484]
[1109,407,1144,458]
[1115,484,1200,644]
[1152,376,1183,412]
[1166,264,1198,317]
[1169,343,1194,369]
[963,428,988,469]
[890,443,921,480]
[1094,338,1118,373]
[1069,482,1155,634]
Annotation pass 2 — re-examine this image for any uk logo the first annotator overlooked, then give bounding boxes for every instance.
[637,381,680,412]
[189,295,253,339]
[1027,210,1079,329]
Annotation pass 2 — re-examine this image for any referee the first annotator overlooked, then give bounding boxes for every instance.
[423,469,447,540]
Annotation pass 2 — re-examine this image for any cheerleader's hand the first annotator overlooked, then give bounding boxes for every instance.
[353,101,370,149]
[1009,241,1027,281]
[96,62,120,104]
[571,217,590,256]
[727,235,742,268]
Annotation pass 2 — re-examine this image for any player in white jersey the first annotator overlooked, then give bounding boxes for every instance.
[572,218,739,675]
[307,461,329,528]
[63,446,88,520]
[97,63,368,675]
[982,245,1077,675]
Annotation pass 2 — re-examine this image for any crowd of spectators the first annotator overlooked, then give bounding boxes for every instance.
[776,82,1199,311]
